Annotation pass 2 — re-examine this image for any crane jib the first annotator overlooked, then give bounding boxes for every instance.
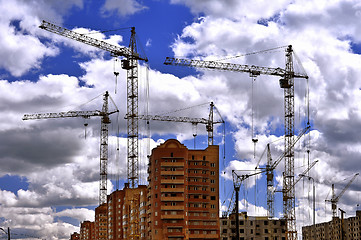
[164,57,308,79]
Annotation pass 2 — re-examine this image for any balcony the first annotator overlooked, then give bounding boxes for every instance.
[161,171,184,176]
[161,214,184,220]
[161,205,185,211]
[189,233,219,239]
[161,179,184,184]
[161,162,184,167]
[161,188,185,193]
[161,196,184,202]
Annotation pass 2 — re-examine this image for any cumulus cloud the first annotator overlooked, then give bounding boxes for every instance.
[1,0,361,239]
[169,0,361,224]
[101,0,148,17]
[170,0,292,21]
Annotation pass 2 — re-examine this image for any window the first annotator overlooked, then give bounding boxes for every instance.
[203,156,206,160]
[171,153,173,157]
[211,187,215,192]
[211,163,215,167]
[211,196,216,200]
[211,171,215,175]
[211,179,215,184]
[222,229,227,233]
[211,204,215,209]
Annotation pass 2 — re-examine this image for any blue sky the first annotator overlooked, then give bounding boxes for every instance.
[1,0,361,239]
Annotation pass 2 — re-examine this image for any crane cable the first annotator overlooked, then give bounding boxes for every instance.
[145,63,150,184]
[251,76,258,159]
[113,58,120,94]
[214,45,288,62]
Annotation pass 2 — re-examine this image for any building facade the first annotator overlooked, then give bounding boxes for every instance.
[220,212,287,240]
[79,221,95,240]
[95,204,108,240]
[302,210,361,240]
[147,139,219,239]
[107,183,148,240]
[70,232,80,240]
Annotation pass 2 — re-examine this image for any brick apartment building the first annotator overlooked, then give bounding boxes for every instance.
[95,204,108,240]
[107,184,147,239]
[70,232,80,240]
[220,212,287,240]
[302,210,361,240]
[147,139,220,239]
[79,221,94,240]
[78,139,220,240]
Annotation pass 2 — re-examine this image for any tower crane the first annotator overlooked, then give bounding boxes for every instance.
[165,45,308,240]
[128,102,224,146]
[39,20,148,188]
[229,125,310,239]
[23,91,118,205]
[326,173,359,218]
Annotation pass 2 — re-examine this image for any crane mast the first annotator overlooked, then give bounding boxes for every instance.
[125,27,140,188]
[266,144,274,218]
[23,91,118,205]
[39,21,148,188]
[165,46,308,240]
[282,45,297,240]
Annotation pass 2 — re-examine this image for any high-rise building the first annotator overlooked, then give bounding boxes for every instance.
[95,203,108,240]
[147,139,220,239]
[70,232,80,240]
[302,210,361,240]
[107,183,147,240]
[220,212,287,240]
[80,221,95,240]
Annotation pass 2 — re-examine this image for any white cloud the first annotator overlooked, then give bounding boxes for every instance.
[101,0,148,17]
[2,0,361,239]
[170,0,292,21]
[56,208,95,222]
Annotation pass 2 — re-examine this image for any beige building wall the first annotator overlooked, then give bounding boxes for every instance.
[220,212,287,240]
[302,211,361,240]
